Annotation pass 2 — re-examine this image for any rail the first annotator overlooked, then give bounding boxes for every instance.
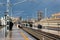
[22,27,60,40]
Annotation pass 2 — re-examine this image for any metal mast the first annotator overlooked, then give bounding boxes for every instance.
[4,0,10,37]
[7,0,10,13]
[45,8,47,18]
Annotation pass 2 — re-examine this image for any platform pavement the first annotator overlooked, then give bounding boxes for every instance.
[5,25,36,40]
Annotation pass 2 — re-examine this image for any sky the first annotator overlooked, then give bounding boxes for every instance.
[0,0,60,19]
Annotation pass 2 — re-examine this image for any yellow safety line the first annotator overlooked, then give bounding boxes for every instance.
[20,32,29,40]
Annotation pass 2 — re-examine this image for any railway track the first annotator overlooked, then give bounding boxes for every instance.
[22,27,60,40]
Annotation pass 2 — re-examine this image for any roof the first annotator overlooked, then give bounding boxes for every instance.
[52,12,60,16]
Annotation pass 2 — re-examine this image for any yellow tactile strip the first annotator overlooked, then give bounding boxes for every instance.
[20,31,29,40]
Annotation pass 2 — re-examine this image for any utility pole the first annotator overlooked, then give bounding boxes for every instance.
[4,0,10,37]
[45,8,47,29]
[45,8,47,18]
[7,0,10,13]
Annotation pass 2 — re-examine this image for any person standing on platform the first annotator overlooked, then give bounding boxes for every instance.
[9,21,13,31]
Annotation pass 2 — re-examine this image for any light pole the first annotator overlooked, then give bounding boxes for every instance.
[45,8,48,29]
[0,0,10,38]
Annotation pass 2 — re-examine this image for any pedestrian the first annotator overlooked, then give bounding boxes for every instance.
[9,21,13,31]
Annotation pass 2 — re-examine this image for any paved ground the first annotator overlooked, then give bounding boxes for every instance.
[0,25,36,40]
[0,26,5,40]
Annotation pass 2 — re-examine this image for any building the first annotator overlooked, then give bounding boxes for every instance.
[1,17,6,25]
[37,11,43,21]
[34,12,60,29]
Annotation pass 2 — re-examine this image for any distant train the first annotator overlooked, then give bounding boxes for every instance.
[17,24,22,28]
[37,24,42,29]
